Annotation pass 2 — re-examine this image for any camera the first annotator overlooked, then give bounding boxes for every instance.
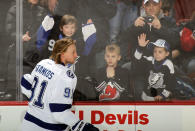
[144,15,154,23]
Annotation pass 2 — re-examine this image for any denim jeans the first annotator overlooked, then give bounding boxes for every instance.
[109,1,138,42]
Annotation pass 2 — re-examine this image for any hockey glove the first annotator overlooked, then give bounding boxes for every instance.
[72,120,99,131]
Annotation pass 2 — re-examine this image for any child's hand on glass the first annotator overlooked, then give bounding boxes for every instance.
[138,33,149,47]
[154,95,163,101]
[106,66,115,78]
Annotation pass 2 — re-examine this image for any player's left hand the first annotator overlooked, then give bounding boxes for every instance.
[151,15,161,29]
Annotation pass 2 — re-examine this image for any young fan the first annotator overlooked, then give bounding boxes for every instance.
[134,33,176,101]
[95,44,131,101]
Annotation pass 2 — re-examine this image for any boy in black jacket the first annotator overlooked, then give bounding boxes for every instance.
[134,33,176,101]
[95,44,131,101]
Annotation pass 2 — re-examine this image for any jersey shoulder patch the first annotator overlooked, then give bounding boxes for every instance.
[66,70,75,79]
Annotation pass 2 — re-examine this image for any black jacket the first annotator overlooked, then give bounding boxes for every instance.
[5,1,47,68]
[95,66,132,101]
[121,14,180,57]
[5,1,47,43]
[133,48,176,98]
[73,0,117,53]
[121,14,180,75]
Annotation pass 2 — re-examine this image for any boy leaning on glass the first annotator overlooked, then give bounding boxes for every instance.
[134,33,176,101]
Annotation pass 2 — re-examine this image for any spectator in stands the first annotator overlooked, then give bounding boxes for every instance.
[121,0,180,100]
[109,0,141,66]
[5,0,47,46]
[133,33,176,101]
[161,0,176,18]
[39,14,95,75]
[5,0,47,72]
[19,0,61,69]
[94,44,132,101]
[2,0,47,99]
[127,0,180,56]
[180,10,195,75]
[37,0,96,68]
[40,15,77,59]
[39,0,59,14]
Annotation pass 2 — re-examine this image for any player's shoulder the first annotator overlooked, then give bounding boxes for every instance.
[55,64,76,79]
[37,60,76,80]
[37,59,54,65]
[65,69,76,79]
[34,59,54,71]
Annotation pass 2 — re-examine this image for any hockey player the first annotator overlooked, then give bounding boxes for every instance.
[21,38,99,131]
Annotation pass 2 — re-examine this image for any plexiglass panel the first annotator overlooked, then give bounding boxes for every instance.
[0,0,18,100]
[0,0,195,102]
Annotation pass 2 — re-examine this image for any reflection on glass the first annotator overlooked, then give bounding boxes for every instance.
[0,0,195,102]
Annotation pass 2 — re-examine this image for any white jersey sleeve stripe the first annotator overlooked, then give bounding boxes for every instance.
[24,112,68,130]
[52,109,80,127]
[49,103,72,112]
[21,74,33,99]
[21,86,32,99]
[21,74,33,90]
